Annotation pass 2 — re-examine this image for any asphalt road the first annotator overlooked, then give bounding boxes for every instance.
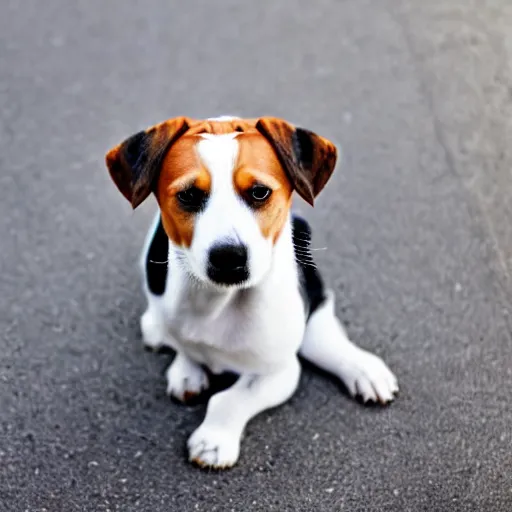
[1,1,512,511]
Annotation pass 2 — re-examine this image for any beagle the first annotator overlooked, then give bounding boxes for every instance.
[105,115,398,469]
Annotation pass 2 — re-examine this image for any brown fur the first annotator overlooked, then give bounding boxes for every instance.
[156,135,211,248]
[105,117,190,208]
[256,117,337,206]
[234,133,293,243]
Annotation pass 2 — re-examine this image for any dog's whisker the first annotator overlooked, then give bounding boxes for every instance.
[292,233,312,241]
[295,256,314,262]
[293,250,314,257]
[297,262,317,270]
[299,260,316,267]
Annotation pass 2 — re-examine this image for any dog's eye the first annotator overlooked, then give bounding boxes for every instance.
[177,186,206,212]
[248,185,272,204]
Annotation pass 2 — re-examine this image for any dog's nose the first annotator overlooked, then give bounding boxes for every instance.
[209,244,248,271]
[207,244,249,284]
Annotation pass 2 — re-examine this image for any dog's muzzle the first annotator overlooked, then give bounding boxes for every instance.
[207,243,249,285]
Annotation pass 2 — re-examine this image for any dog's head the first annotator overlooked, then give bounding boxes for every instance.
[105,116,337,288]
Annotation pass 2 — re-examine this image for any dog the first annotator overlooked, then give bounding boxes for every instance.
[105,115,398,469]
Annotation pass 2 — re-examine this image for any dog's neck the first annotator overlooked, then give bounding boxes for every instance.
[167,217,296,320]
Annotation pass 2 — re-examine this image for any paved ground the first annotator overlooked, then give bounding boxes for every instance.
[1,1,512,511]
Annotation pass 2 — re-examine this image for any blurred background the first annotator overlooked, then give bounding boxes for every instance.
[1,1,512,511]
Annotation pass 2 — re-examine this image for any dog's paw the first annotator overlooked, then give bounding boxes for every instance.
[187,424,240,469]
[339,349,398,405]
[166,355,209,403]
[140,310,165,351]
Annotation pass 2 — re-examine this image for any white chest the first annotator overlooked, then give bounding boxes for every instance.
[162,272,305,374]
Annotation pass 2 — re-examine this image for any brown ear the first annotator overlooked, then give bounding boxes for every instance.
[256,117,337,206]
[105,117,190,209]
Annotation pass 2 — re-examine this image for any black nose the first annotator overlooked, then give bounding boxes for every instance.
[207,244,249,285]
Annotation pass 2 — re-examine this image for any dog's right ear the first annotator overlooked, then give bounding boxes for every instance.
[256,117,337,206]
[105,117,190,209]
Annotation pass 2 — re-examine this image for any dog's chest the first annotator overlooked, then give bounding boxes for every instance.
[164,281,305,373]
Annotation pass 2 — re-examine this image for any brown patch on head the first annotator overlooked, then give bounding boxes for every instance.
[234,133,294,243]
[156,135,210,248]
[186,118,259,136]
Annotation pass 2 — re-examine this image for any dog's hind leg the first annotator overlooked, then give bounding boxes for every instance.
[140,297,166,351]
[139,213,169,351]
[292,214,398,404]
[299,290,398,404]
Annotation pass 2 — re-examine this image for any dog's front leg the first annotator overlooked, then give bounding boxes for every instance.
[187,357,301,469]
[165,352,210,403]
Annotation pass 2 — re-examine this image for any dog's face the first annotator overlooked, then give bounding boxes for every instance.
[106,117,337,288]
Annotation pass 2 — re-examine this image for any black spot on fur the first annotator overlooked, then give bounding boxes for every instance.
[121,131,151,180]
[146,217,169,296]
[292,214,326,320]
[292,128,315,169]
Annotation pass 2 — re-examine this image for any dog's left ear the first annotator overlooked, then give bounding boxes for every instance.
[256,117,337,206]
[105,117,190,209]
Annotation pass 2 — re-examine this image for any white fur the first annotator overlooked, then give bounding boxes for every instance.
[300,290,398,404]
[183,133,274,287]
[188,358,300,468]
[140,212,167,350]
[140,133,398,468]
[165,352,209,401]
[207,115,240,122]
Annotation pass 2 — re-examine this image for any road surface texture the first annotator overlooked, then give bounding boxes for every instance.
[1,1,512,511]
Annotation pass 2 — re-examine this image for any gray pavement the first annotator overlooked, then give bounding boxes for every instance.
[1,1,512,511]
